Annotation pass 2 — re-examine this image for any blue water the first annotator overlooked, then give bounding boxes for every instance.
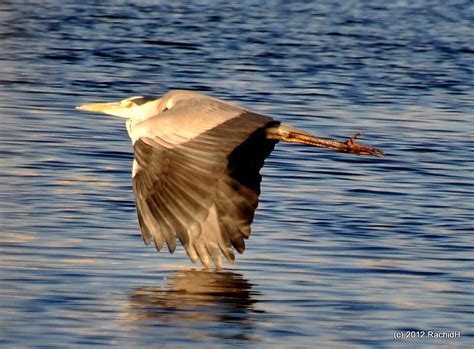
[1,1,473,348]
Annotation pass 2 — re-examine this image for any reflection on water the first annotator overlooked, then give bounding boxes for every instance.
[126,271,259,343]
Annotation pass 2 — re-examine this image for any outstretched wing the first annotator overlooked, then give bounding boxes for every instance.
[131,93,278,268]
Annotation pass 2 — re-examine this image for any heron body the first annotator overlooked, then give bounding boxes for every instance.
[77,90,383,269]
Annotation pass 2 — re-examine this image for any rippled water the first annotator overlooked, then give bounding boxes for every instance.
[1,1,473,348]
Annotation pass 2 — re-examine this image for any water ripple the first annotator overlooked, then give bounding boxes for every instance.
[1,1,473,347]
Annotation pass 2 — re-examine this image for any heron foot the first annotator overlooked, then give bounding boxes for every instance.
[343,132,384,157]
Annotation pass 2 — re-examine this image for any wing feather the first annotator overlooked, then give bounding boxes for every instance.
[131,100,279,267]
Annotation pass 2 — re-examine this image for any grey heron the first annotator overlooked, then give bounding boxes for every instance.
[77,90,383,269]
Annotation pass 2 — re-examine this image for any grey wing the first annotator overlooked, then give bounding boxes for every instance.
[132,111,279,268]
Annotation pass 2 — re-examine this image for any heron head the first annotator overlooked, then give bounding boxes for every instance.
[76,96,159,120]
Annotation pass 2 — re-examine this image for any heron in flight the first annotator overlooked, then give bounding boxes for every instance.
[77,90,383,269]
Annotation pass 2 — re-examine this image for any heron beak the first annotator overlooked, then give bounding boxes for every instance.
[76,101,129,118]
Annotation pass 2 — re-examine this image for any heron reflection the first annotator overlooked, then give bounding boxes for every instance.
[127,270,260,327]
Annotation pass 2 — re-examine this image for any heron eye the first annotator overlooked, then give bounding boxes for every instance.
[120,100,134,108]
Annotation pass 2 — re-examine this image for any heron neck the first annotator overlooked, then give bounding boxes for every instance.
[126,118,137,140]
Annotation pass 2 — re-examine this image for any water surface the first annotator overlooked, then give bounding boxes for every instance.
[1,1,473,348]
